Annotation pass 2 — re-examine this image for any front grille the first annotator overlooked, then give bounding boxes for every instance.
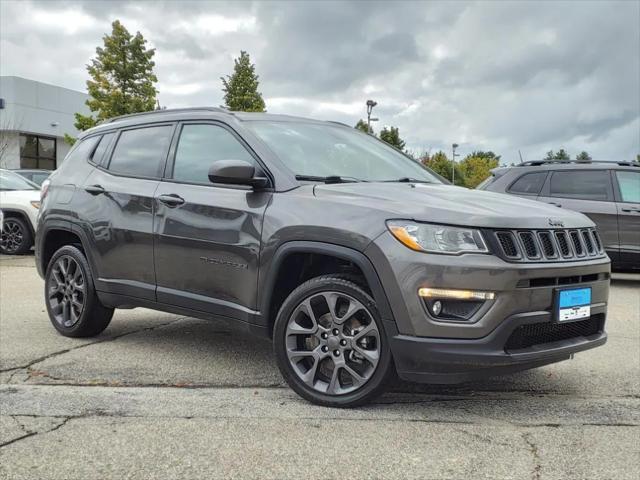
[492,228,605,263]
[505,314,603,351]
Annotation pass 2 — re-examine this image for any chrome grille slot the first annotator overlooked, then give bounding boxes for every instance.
[582,230,595,255]
[570,230,584,256]
[496,232,519,258]
[518,231,540,259]
[537,231,557,258]
[555,231,572,257]
[591,230,602,252]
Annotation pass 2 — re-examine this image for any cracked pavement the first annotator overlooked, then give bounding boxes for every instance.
[0,254,639,479]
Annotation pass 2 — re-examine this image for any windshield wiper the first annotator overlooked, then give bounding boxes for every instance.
[295,175,367,184]
[383,177,435,184]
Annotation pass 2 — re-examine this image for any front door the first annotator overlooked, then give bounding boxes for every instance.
[538,169,619,261]
[153,122,271,321]
[614,170,640,267]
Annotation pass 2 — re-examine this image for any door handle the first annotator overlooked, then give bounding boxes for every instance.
[547,202,562,207]
[621,207,640,213]
[158,194,185,207]
[84,185,105,195]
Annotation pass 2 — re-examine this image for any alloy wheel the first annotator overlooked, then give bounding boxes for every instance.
[0,220,24,253]
[285,291,381,395]
[47,255,86,328]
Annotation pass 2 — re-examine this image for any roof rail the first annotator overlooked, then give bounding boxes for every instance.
[102,107,230,124]
[518,160,639,167]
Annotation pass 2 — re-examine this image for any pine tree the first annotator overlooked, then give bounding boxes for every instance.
[379,126,406,151]
[576,151,592,161]
[70,20,158,140]
[221,51,266,112]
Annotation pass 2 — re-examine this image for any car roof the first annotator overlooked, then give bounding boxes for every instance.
[79,107,337,138]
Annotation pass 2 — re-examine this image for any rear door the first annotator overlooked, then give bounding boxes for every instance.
[153,121,271,321]
[613,169,640,268]
[80,123,174,300]
[538,169,619,261]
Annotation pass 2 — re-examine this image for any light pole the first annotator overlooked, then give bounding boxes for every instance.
[451,143,459,185]
[366,99,378,133]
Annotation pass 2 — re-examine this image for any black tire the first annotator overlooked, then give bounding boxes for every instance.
[0,217,33,255]
[273,275,395,407]
[44,245,114,338]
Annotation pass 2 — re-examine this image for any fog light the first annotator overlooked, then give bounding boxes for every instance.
[418,287,495,301]
[432,300,443,316]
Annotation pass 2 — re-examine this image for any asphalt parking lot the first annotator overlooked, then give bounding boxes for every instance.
[0,253,638,479]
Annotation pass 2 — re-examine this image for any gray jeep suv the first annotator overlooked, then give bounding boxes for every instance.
[479,160,640,271]
[35,108,609,407]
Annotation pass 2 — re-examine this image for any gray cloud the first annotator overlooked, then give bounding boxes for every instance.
[1,0,638,161]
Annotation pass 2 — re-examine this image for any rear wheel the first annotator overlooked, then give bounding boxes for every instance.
[0,217,32,255]
[274,275,394,407]
[45,245,114,337]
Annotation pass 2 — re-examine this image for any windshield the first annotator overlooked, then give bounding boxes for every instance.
[245,121,442,183]
[0,170,38,191]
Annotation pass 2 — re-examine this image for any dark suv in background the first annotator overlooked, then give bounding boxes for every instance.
[479,160,640,271]
[35,108,609,407]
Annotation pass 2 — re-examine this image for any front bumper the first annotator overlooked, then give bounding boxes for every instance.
[390,306,607,383]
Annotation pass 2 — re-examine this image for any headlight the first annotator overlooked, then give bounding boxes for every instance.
[387,220,488,254]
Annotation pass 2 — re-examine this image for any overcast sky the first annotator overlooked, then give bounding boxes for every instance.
[1,0,639,162]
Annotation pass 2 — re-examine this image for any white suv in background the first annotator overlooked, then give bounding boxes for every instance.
[0,169,41,255]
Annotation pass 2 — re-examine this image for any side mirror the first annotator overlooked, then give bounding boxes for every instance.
[208,160,269,189]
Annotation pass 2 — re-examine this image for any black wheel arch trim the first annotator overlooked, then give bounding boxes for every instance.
[36,221,99,281]
[259,241,399,336]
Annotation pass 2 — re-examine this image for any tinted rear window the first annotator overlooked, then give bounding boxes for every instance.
[108,125,173,178]
[508,172,547,195]
[91,133,115,165]
[549,170,612,201]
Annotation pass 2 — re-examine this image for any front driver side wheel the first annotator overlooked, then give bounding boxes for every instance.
[273,275,394,407]
[45,245,114,338]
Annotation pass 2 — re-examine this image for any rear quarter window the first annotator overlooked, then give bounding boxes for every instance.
[63,136,100,166]
[107,125,173,178]
[507,171,547,195]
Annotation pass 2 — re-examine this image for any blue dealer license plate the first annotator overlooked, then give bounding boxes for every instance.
[557,287,591,322]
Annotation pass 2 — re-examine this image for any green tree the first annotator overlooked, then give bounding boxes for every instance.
[354,119,373,134]
[379,126,406,151]
[68,20,158,143]
[459,151,500,188]
[221,51,266,112]
[544,149,571,161]
[575,151,592,161]
[421,151,466,186]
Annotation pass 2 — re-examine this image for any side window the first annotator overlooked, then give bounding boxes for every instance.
[508,172,547,195]
[108,125,173,178]
[172,124,255,184]
[62,136,100,165]
[549,170,612,201]
[91,132,115,165]
[616,171,640,203]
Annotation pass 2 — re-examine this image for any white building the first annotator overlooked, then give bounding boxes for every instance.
[0,76,89,170]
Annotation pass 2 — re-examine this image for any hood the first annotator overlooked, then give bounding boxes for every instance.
[313,182,592,229]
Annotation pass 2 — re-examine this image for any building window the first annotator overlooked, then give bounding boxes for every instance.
[19,134,57,170]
